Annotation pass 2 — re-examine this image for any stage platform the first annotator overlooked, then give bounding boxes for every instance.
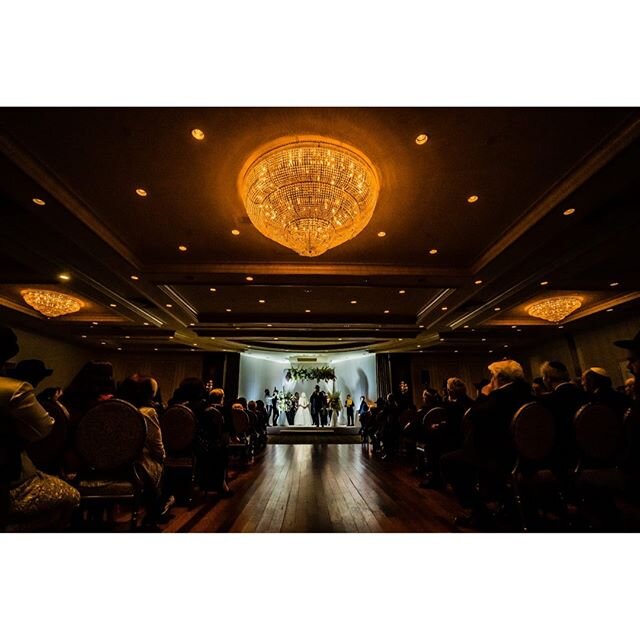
[267,426,360,435]
[266,425,361,444]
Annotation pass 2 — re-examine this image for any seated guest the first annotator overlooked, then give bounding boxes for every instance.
[442,360,533,528]
[8,359,53,390]
[444,378,474,450]
[539,361,585,473]
[63,361,116,426]
[116,375,172,524]
[1,325,80,531]
[358,395,368,423]
[581,367,630,418]
[37,386,64,404]
[380,393,401,458]
[532,377,547,397]
[624,377,636,401]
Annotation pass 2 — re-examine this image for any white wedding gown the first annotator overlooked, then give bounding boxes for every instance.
[294,393,312,426]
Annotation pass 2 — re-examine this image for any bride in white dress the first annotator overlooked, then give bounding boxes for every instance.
[294,392,312,426]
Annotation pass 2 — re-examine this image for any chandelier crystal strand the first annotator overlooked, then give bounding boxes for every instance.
[241,139,380,257]
[21,289,84,318]
[526,296,582,323]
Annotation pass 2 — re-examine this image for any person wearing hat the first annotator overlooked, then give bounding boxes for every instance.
[0,325,80,531]
[581,366,630,418]
[614,330,640,403]
[9,359,53,389]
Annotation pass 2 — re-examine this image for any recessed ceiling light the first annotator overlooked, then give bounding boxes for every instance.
[609,282,619,287]
[189,323,195,326]
[178,245,188,252]
[58,273,71,281]
[267,324,273,327]
[117,347,122,351]
[606,308,614,312]
[463,325,470,329]
[338,338,342,341]
[482,338,487,342]
[504,344,509,348]
[558,325,564,329]
[143,322,149,326]
[563,208,575,216]
[154,348,158,351]
[135,188,147,197]
[125,336,131,339]
[467,195,479,203]
[226,308,232,312]
[415,133,429,145]
[92,321,98,325]
[193,343,197,346]
[489,349,493,353]
[429,248,438,255]
[245,276,254,281]
[377,231,387,238]
[494,307,501,311]
[439,338,445,342]
[210,337,215,340]
[305,309,311,313]
[210,288,217,292]
[274,337,278,340]
[81,335,87,338]
[191,128,205,141]
[100,341,106,345]
[454,350,459,353]
[441,306,448,311]
[259,299,266,304]
[190,348,196,352]
[511,325,517,329]
[398,290,406,294]
[350,300,357,304]
[130,275,139,280]
[231,229,240,236]
[419,325,424,328]
[540,281,549,286]
[110,303,117,308]
[517,329,522,332]
[398,338,403,341]
[384,309,390,314]
[32,197,46,206]
[474,279,483,285]
[169,336,174,340]
[166,303,172,308]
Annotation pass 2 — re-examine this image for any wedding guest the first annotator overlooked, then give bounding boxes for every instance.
[358,395,368,423]
[1,325,80,531]
[532,377,547,397]
[8,359,53,389]
[624,377,636,400]
[264,389,273,422]
[345,394,355,426]
[271,388,280,426]
[581,367,630,417]
[63,361,116,426]
[310,385,323,427]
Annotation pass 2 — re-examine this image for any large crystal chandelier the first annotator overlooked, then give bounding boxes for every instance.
[240,137,380,257]
[526,296,582,323]
[21,289,84,318]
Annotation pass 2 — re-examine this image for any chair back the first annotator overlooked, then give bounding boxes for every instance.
[75,399,147,472]
[246,410,258,430]
[574,403,622,466]
[160,405,197,456]
[26,399,69,472]
[510,402,555,462]
[231,408,250,436]
[422,406,447,429]
[461,408,474,446]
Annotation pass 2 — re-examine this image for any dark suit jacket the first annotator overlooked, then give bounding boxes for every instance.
[310,391,323,413]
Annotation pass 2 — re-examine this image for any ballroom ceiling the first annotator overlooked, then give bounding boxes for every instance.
[1,107,639,354]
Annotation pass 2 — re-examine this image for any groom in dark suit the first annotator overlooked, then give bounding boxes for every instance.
[310,385,323,427]
[271,388,280,426]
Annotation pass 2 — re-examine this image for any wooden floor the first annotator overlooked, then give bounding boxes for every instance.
[162,444,468,533]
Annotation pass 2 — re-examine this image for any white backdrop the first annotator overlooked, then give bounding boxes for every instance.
[238,353,377,425]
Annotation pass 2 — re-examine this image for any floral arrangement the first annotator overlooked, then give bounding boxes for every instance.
[286,366,336,382]
[327,391,342,411]
[283,391,295,411]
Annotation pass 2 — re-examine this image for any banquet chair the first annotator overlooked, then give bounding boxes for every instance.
[229,409,252,461]
[73,399,147,530]
[160,404,198,506]
[26,399,69,475]
[416,406,448,474]
[508,402,556,532]
[572,403,624,528]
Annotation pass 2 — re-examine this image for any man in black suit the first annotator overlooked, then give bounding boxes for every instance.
[581,367,630,418]
[319,390,328,426]
[271,388,280,426]
[442,360,533,528]
[310,385,322,427]
[539,360,585,473]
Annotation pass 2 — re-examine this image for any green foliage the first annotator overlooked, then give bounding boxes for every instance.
[327,391,342,410]
[286,366,336,382]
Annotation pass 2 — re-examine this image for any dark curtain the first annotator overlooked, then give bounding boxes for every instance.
[376,354,392,399]
[223,352,240,402]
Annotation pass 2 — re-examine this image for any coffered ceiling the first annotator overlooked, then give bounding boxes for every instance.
[1,107,639,355]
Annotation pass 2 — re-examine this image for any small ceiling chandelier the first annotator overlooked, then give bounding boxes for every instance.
[526,296,582,323]
[239,136,380,257]
[21,289,84,318]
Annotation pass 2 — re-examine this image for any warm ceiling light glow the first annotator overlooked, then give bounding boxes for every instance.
[494,307,501,311]
[32,197,46,206]
[463,325,470,328]
[563,208,575,216]
[125,336,131,339]
[143,322,149,326]
[101,341,106,345]
[606,308,614,312]
[117,347,122,351]
[178,245,188,252]
[273,337,278,340]
[245,276,254,281]
[540,281,549,286]
[482,338,487,342]
[467,195,479,203]
[398,290,406,294]
[226,308,232,312]
[110,303,117,308]
[240,136,380,257]
[58,274,71,281]
[527,296,582,323]
[154,348,159,351]
[305,309,311,313]
[439,338,445,342]
[21,289,84,318]
[259,299,266,304]
[267,324,273,327]
[441,306,448,311]
[166,304,172,308]
[511,325,517,329]
[429,248,438,255]
[415,133,429,145]
[350,300,357,304]
[474,279,483,285]
[81,335,87,338]
[377,231,386,237]
[384,309,390,314]
[231,229,240,236]
[610,282,619,287]
[130,275,139,280]
[135,188,147,197]
[191,128,205,141]
[210,287,217,292]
